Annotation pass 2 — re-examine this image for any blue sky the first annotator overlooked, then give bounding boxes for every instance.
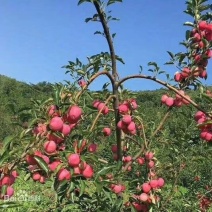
[0,0,211,91]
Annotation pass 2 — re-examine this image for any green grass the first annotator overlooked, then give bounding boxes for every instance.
[1,171,55,212]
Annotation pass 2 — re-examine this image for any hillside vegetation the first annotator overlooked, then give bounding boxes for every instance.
[0,75,53,140]
[0,75,211,211]
[0,74,210,141]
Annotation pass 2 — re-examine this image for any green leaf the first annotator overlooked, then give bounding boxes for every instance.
[79,180,86,197]
[183,21,194,27]
[164,61,174,65]
[148,61,159,71]
[34,156,49,174]
[0,150,10,166]
[184,9,194,16]
[116,161,123,171]
[201,93,212,103]
[130,205,137,212]
[1,185,7,196]
[112,197,123,211]
[102,187,113,202]
[24,173,31,181]
[185,30,191,40]
[166,74,170,80]
[178,54,186,64]
[95,181,103,193]
[2,135,15,150]
[116,55,125,64]
[111,17,120,21]
[148,69,154,72]
[0,202,22,209]
[0,135,16,165]
[102,82,110,90]
[77,70,85,75]
[202,38,209,47]
[85,17,92,23]
[148,62,157,66]
[78,0,92,6]
[139,65,143,73]
[107,0,122,6]
[67,182,75,195]
[177,186,188,196]
[42,96,54,104]
[95,165,115,180]
[94,31,103,35]
[167,51,174,59]
[198,4,211,12]
[54,180,69,195]
[158,70,165,74]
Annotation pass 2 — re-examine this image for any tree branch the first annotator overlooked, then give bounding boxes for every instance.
[118,74,210,117]
[93,1,117,79]
[75,70,114,102]
[93,1,122,160]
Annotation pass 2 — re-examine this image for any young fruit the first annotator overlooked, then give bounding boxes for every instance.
[157,178,165,188]
[48,105,59,117]
[73,166,81,175]
[93,100,100,108]
[68,153,81,167]
[26,155,37,165]
[1,175,15,186]
[39,176,46,184]
[117,120,127,130]
[57,168,71,181]
[139,193,149,202]
[150,179,158,189]
[82,164,94,178]
[67,105,82,123]
[49,160,61,172]
[137,157,145,165]
[145,152,154,160]
[88,143,97,153]
[6,186,14,198]
[130,99,138,110]
[165,97,174,107]
[161,94,168,104]
[122,115,132,125]
[44,140,57,154]
[103,127,112,136]
[174,72,182,82]
[49,117,63,131]
[32,172,41,181]
[61,124,71,136]
[111,184,122,194]
[142,183,151,193]
[123,156,132,162]
[111,144,117,153]
[118,104,129,114]
[127,121,136,131]
[148,160,155,168]
[78,79,86,87]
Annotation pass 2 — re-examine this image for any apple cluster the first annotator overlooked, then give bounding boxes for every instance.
[78,79,87,87]
[93,100,109,115]
[131,152,165,211]
[174,21,212,82]
[23,104,95,190]
[107,151,165,211]
[194,111,212,142]
[161,90,190,107]
[0,171,19,199]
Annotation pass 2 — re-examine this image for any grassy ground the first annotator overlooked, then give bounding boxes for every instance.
[1,171,55,212]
